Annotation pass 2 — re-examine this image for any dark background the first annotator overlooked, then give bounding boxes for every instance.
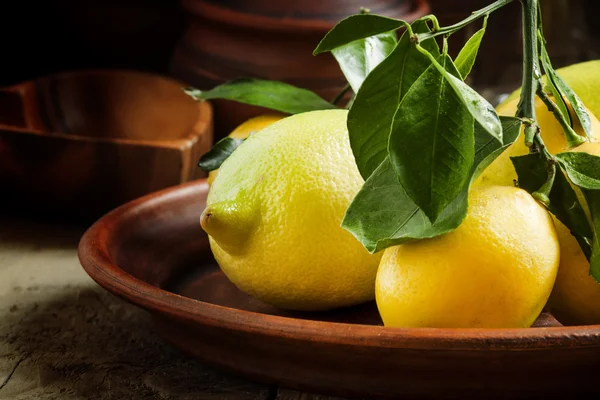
[0,0,186,87]
[0,0,597,96]
[0,0,597,219]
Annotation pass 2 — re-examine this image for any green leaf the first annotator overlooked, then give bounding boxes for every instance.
[341,158,423,253]
[510,153,552,194]
[313,14,406,54]
[389,54,475,222]
[184,79,336,115]
[553,150,600,281]
[474,116,521,158]
[539,41,572,128]
[341,158,467,253]
[472,116,522,181]
[551,72,593,140]
[347,19,440,179]
[511,153,593,259]
[428,53,502,143]
[539,49,593,139]
[331,32,397,93]
[454,22,486,80]
[342,116,521,253]
[555,152,600,190]
[581,190,600,282]
[197,137,245,171]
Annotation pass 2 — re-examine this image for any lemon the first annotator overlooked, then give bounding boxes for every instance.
[207,114,284,186]
[474,95,600,186]
[201,109,382,311]
[376,185,560,328]
[545,141,600,325]
[500,60,600,119]
[476,96,600,326]
[474,96,600,188]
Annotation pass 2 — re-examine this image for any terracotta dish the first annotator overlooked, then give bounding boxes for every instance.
[0,70,213,220]
[78,179,600,399]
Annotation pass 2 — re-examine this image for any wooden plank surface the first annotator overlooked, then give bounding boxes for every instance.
[0,213,343,399]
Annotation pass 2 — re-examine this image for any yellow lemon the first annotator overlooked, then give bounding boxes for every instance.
[500,60,600,119]
[474,96,600,188]
[375,185,560,328]
[201,109,382,311]
[476,96,600,326]
[545,141,600,325]
[207,114,284,185]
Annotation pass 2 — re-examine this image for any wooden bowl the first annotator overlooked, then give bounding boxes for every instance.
[0,69,213,220]
[78,178,600,399]
[169,0,430,139]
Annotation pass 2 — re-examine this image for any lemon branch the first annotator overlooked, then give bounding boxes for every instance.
[516,0,557,203]
[414,0,515,42]
[516,0,541,146]
[331,83,352,107]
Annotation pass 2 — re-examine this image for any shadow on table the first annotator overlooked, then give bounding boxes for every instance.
[0,286,271,400]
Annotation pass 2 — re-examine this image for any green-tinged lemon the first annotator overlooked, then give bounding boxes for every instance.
[207,114,284,186]
[201,109,382,311]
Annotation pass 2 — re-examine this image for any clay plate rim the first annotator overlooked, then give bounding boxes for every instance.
[77,179,600,351]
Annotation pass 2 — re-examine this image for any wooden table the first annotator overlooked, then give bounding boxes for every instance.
[0,213,345,400]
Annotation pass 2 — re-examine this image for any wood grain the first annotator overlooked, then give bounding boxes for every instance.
[0,70,213,221]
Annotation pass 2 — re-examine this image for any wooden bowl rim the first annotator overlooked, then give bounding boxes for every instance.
[0,68,213,148]
[78,179,600,351]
